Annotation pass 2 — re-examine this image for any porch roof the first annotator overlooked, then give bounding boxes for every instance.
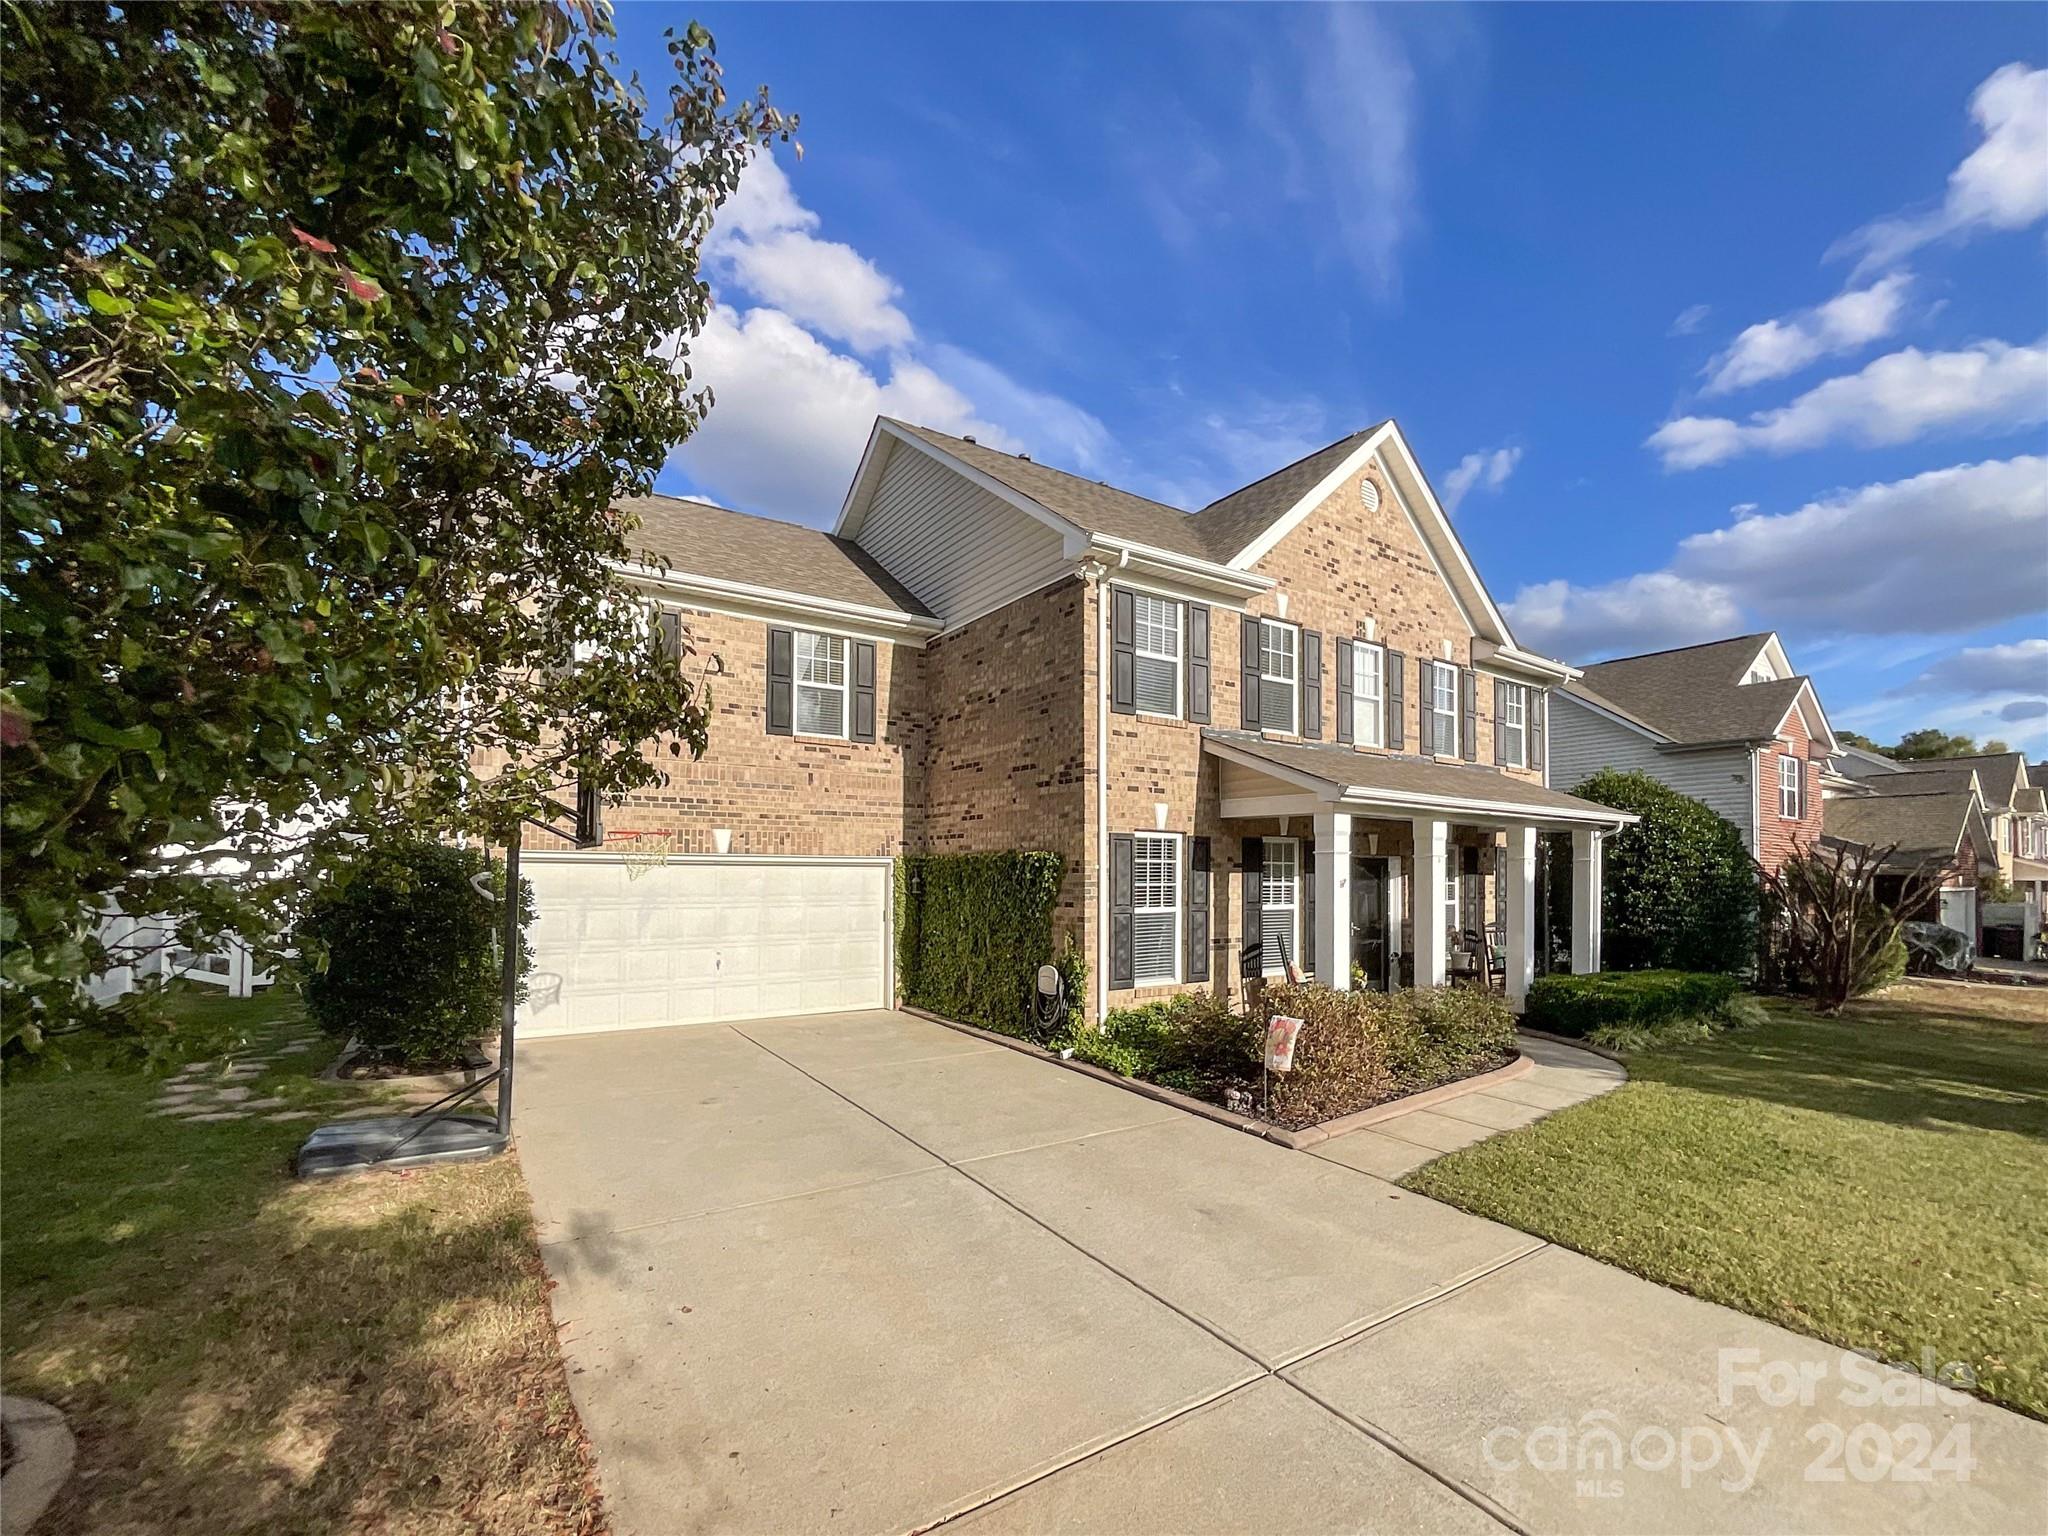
[1202,729,1636,829]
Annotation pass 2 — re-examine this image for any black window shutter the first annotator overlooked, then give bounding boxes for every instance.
[766,627,794,735]
[1240,836,1263,966]
[1461,668,1478,761]
[1302,632,1323,739]
[1335,637,1355,744]
[1240,616,1262,729]
[1187,837,1211,982]
[1386,650,1405,750]
[1109,833,1134,991]
[1110,588,1136,716]
[1530,689,1547,779]
[852,641,877,743]
[656,609,682,662]
[1492,677,1506,766]
[1301,841,1316,974]
[1186,604,1211,723]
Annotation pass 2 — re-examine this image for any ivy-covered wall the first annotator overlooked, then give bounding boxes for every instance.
[896,851,1076,1036]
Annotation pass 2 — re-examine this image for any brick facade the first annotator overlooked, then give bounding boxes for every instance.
[1754,705,1826,876]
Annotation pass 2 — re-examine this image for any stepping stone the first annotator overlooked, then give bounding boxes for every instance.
[241,1097,289,1110]
[185,1110,251,1122]
[264,1110,317,1122]
[223,1064,264,1079]
[274,1044,312,1055]
[155,1086,205,1100]
[211,1087,253,1103]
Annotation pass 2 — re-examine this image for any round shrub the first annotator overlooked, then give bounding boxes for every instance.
[298,840,532,1067]
[1571,769,1759,974]
[1523,969,1740,1038]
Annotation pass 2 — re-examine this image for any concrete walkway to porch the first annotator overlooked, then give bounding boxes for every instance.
[1310,1033,1627,1179]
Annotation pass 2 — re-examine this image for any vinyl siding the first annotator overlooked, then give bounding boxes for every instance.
[852,441,1072,629]
[1548,692,1757,850]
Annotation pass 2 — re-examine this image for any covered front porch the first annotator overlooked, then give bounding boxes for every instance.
[1205,730,1635,1009]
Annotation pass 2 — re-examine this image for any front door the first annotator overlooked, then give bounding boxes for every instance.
[1352,855,1390,990]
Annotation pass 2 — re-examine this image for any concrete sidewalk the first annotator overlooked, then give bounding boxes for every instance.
[517,1010,2048,1535]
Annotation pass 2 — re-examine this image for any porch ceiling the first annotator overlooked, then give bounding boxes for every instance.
[1203,729,1636,831]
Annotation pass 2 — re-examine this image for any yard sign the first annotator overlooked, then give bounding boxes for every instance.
[1265,1015,1304,1073]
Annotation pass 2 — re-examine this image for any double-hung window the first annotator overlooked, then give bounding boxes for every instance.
[1429,661,1459,757]
[794,630,850,738]
[1779,753,1803,820]
[1352,642,1385,748]
[1131,832,1181,985]
[1261,837,1300,974]
[1133,594,1182,717]
[1259,621,1299,733]
[1498,682,1527,767]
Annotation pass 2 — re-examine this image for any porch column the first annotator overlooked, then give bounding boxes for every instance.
[1504,824,1537,1009]
[1571,827,1604,974]
[1313,810,1352,990]
[1386,856,1405,971]
[1411,816,1448,988]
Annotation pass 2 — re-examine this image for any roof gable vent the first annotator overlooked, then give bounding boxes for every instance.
[1359,479,1381,512]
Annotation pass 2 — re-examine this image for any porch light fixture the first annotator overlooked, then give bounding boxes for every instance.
[1367,832,1379,855]
[1154,802,1170,830]
[712,828,732,854]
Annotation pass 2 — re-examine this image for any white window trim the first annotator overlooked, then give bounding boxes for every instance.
[1260,619,1300,736]
[794,628,852,741]
[1499,681,1526,768]
[1131,830,1182,986]
[1131,591,1183,720]
[1429,660,1460,758]
[1353,641,1385,749]
[1261,836,1301,976]
[1779,753,1803,820]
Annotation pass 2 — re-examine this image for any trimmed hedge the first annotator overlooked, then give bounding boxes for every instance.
[897,851,1071,1036]
[1081,992,1261,1093]
[1260,983,1517,1127]
[1523,969,1739,1038]
[298,840,532,1067]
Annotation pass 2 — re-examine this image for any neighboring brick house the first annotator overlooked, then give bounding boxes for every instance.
[513,416,1632,1037]
[1546,633,1837,876]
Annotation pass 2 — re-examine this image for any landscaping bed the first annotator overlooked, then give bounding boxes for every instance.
[1404,977,2048,1421]
[1,987,605,1535]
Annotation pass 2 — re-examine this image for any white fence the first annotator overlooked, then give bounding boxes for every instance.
[86,909,277,1004]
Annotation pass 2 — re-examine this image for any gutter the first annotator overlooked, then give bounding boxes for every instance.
[611,560,944,644]
[1080,535,1272,602]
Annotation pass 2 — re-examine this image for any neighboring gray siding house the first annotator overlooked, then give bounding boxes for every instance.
[1547,633,1836,873]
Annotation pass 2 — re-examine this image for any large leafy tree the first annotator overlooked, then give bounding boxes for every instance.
[1887,728,2009,761]
[2,2,792,1050]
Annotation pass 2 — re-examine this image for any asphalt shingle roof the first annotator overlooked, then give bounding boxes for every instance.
[1189,428,1385,561]
[1202,730,1631,821]
[621,495,936,619]
[1565,634,1807,745]
[1823,791,1973,863]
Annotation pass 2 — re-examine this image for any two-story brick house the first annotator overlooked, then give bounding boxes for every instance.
[514,417,1631,1037]
[1546,633,1837,875]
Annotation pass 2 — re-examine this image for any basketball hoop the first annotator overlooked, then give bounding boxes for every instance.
[617,830,678,880]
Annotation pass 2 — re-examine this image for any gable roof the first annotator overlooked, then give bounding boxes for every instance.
[1823,790,1978,865]
[622,495,936,619]
[1186,429,1383,563]
[1896,750,2028,804]
[1862,765,1981,799]
[2030,762,2048,791]
[1565,634,1820,746]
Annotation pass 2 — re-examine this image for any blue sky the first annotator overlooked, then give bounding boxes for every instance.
[624,4,2048,757]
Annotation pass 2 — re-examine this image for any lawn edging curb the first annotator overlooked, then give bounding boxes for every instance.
[898,1005,1535,1151]
[1,1395,76,1536]
[1516,1026,1630,1065]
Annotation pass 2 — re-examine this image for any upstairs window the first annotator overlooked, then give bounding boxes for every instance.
[1259,621,1299,734]
[1779,753,1803,820]
[1131,833,1181,985]
[1499,682,1527,767]
[1261,837,1300,974]
[1352,642,1385,749]
[1428,661,1460,757]
[794,630,849,738]
[1133,594,1182,717]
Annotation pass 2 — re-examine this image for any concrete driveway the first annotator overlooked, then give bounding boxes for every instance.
[518,1009,2048,1536]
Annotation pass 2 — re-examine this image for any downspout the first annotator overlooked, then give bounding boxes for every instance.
[1083,552,1125,1026]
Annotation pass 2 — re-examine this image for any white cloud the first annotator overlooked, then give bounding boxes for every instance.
[704,153,913,352]
[1832,63,2048,274]
[1647,336,2048,469]
[1891,639,2048,697]
[1441,445,1523,513]
[1702,273,1912,394]
[1669,304,1712,337]
[1506,455,2048,659]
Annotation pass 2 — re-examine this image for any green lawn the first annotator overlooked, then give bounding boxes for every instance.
[1405,978,2048,1421]
[2,988,604,1536]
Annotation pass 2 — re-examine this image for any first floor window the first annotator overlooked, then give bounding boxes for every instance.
[1352,642,1385,748]
[1499,681,1527,767]
[1133,593,1182,716]
[1132,833,1180,985]
[1261,837,1300,973]
[1779,752,1803,819]
[1429,661,1459,757]
[794,630,849,737]
[1260,621,1299,733]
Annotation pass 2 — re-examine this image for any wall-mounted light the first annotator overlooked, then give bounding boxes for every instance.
[712,828,732,854]
[1367,832,1380,855]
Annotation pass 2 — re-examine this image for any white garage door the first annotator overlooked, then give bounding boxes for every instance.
[518,855,891,1038]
